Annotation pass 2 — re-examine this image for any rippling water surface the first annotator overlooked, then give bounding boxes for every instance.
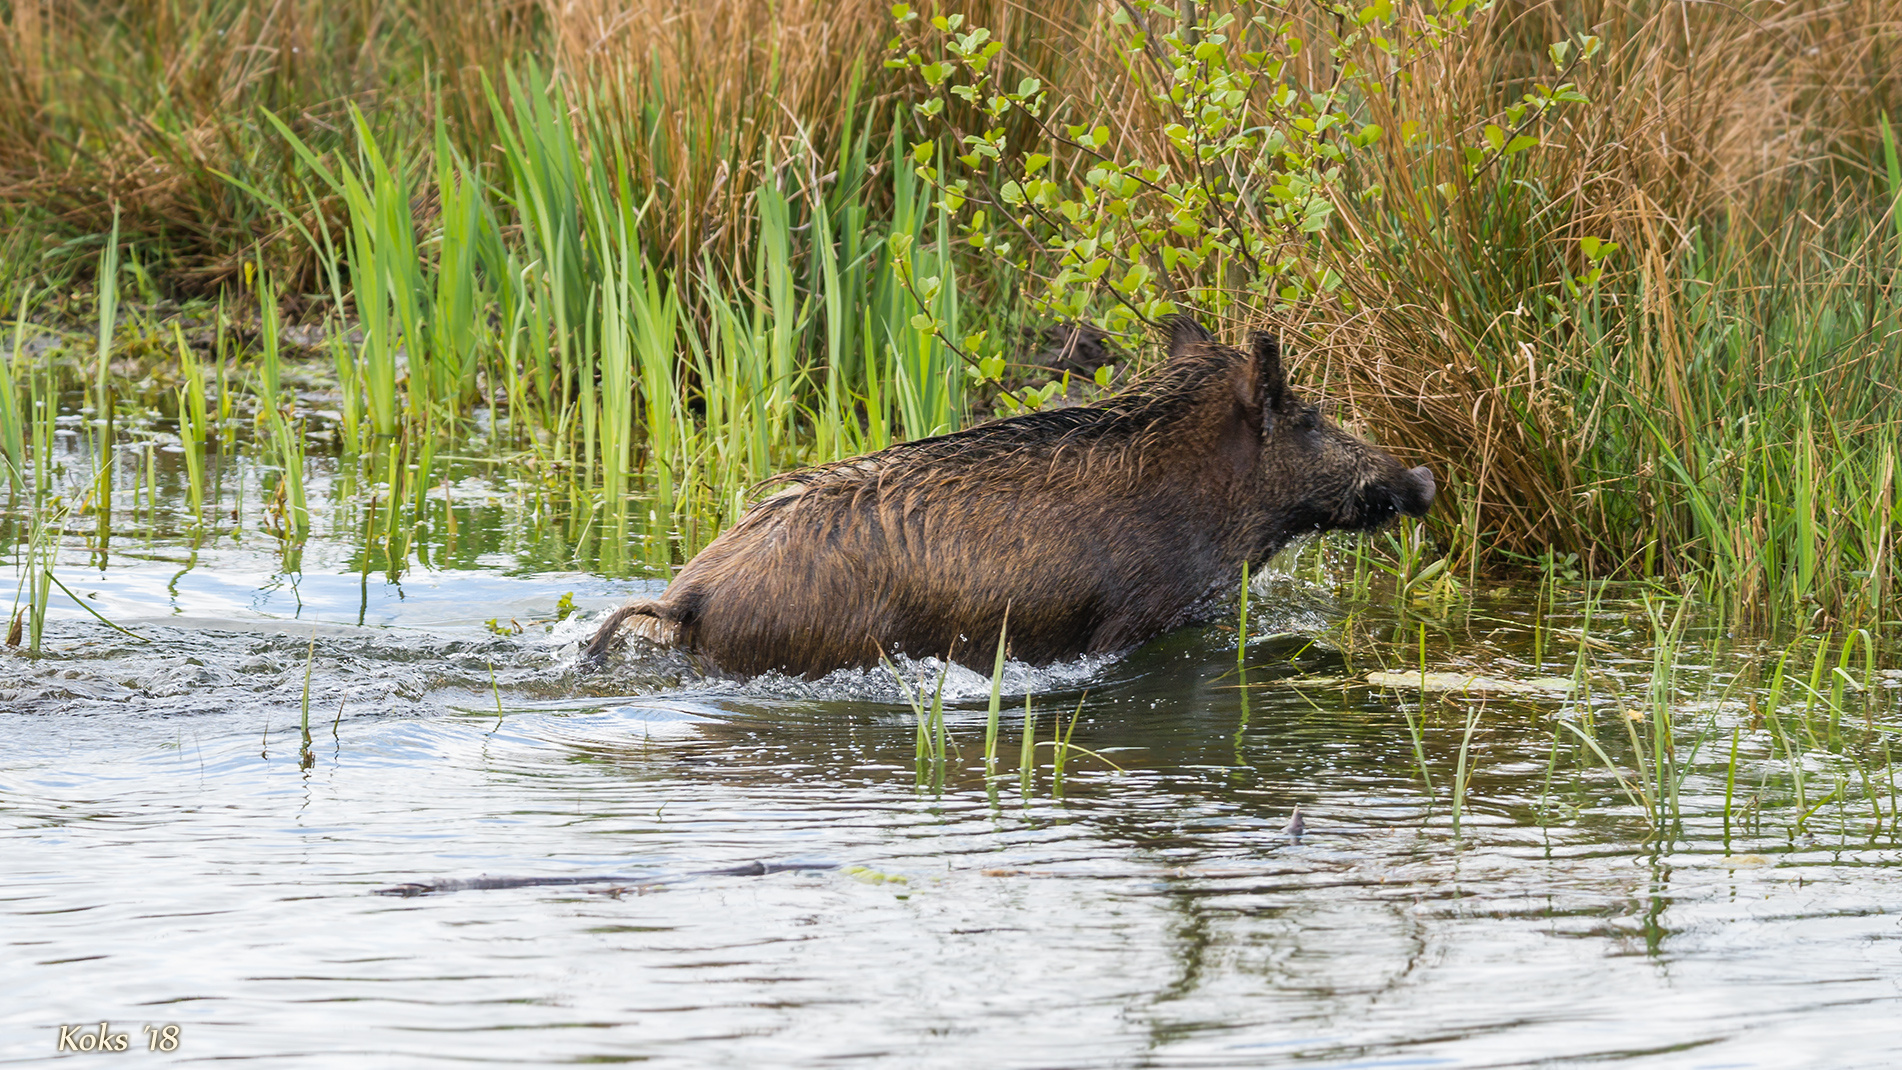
[5,538,1901,1067]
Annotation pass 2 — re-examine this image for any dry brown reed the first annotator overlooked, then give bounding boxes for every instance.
[0,0,528,288]
[0,0,1081,293]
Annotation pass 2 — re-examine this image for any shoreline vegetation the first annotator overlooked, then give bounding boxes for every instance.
[2,0,1899,637]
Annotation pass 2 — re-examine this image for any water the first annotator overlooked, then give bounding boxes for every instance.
[5,434,1902,1065]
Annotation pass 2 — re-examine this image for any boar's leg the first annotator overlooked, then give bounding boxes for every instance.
[582,599,680,667]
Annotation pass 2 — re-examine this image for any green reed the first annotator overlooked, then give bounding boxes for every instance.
[253,277,308,542]
[18,504,60,656]
[171,325,208,529]
[89,217,121,549]
[1236,561,1250,669]
[1449,699,1484,840]
[1634,596,1694,830]
[1402,623,1434,792]
[299,633,316,770]
[1049,697,1087,798]
[0,288,31,494]
[6,315,59,654]
[1769,629,1891,837]
[1018,691,1038,801]
[264,108,416,442]
[886,651,954,795]
[983,615,1010,785]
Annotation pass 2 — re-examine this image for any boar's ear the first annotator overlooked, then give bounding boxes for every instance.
[1165,314,1213,360]
[1229,331,1290,431]
[1247,332,1291,413]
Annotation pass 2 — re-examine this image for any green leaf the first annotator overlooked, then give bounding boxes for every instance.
[1581,237,1619,261]
[1504,134,1539,155]
[1483,124,1506,152]
[1883,113,1902,246]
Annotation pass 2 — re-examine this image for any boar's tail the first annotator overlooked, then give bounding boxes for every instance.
[581,599,679,668]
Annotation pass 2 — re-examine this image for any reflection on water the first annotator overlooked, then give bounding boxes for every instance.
[3,545,1900,1067]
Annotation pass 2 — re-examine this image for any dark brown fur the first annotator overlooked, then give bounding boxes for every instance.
[586,318,1435,678]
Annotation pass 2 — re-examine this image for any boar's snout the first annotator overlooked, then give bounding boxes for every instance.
[1403,466,1436,516]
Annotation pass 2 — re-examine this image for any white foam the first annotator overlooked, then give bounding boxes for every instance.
[730,650,1119,704]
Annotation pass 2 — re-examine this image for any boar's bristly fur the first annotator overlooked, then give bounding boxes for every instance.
[586,318,1435,678]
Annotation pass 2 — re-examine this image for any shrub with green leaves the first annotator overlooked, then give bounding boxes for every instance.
[888,0,1597,338]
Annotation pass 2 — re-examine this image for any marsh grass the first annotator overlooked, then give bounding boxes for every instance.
[299,632,316,770]
[88,215,120,552]
[253,277,309,543]
[1747,628,1896,838]
[1402,624,1435,792]
[0,291,35,496]
[4,287,67,655]
[890,655,953,794]
[983,614,1010,787]
[1503,569,1902,848]
[1449,698,1485,840]
[1017,691,1039,801]
[172,323,209,528]
[1031,697,1134,797]
[1235,562,1250,670]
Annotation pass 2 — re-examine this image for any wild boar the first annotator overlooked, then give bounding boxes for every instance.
[585,318,1435,678]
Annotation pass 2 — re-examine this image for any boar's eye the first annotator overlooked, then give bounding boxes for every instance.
[1298,406,1320,431]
